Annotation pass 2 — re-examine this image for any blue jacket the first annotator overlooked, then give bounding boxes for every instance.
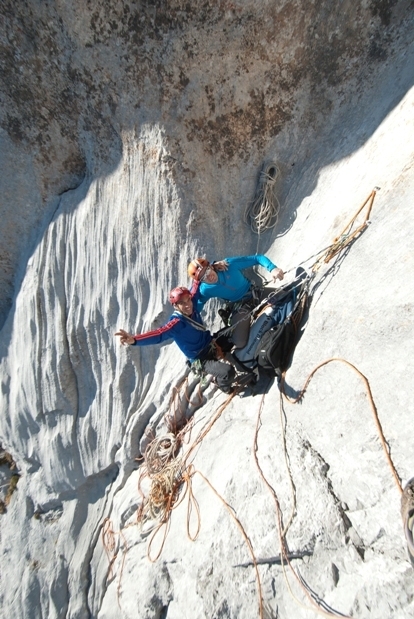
[132,282,212,362]
[195,254,277,312]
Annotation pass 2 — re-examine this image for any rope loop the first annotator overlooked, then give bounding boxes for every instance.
[244,162,281,235]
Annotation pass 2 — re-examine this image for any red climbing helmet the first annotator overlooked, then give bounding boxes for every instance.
[169,286,191,305]
[187,257,210,281]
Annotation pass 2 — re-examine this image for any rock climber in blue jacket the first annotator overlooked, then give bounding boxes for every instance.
[187,254,285,348]
[115,284,255,394]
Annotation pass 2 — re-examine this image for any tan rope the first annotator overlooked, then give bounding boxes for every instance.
[244,162,281,235]
[252,393,354,618]
[101,517,129,607]
[313,190,376,272]
[194,469,265,619]
[280,357,402,493]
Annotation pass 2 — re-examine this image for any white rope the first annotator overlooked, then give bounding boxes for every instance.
[144,434,180,476]
[244,162,281,235]
[139,434,184,523]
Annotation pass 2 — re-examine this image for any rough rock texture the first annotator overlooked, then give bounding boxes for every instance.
[0,1,413,618]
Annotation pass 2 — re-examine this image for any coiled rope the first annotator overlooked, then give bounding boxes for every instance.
[244,162,281,237]
[141,389,236,562]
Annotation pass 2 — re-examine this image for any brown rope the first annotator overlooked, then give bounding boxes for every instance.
[252,394,354,618]
[101,518,129,607]
[194,469,265,619]
[135,390,236,561]
[280,357,402,493]
[312,190,376,272]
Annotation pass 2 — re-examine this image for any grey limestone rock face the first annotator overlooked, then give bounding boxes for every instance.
[0,1,414,618]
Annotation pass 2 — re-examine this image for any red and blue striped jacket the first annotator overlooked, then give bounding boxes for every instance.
[132,281,212,362]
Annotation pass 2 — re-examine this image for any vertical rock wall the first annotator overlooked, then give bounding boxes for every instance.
[0,1,413,618]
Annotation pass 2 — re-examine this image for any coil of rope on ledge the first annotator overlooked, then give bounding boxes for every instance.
[244,162,281,237]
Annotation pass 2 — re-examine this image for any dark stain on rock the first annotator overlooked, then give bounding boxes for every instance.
[1,0,403,166]
[0,0,412,315]
[370,0,398,26]
[368,37,389,61]
[4,114,25,142]
[186,92,291,161]
[179,70,190,89]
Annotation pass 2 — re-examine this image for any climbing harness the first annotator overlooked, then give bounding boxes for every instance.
[219,286,263,327]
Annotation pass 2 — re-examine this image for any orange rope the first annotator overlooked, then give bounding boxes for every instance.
[137,390,236,561]
[312,190,376,271]
[184,464,202,541]
[101,517,117,579]
[165,374,205,434]
[147,510,173,562]
[252,394,353,618]
[332,190,375,243]
[280,358,402,493]
[101,518,129,607]
[182,391,236,466]
[194,469,264,619]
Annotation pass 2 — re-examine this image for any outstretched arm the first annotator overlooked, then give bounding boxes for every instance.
[219,255,284,281]
[115,329,135,346]
[250,254,284,281]
[115,318,181,347]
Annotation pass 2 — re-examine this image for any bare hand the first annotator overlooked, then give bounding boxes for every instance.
[270,267,284,282]
[213,260,229,271]
[115,329,135,346]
